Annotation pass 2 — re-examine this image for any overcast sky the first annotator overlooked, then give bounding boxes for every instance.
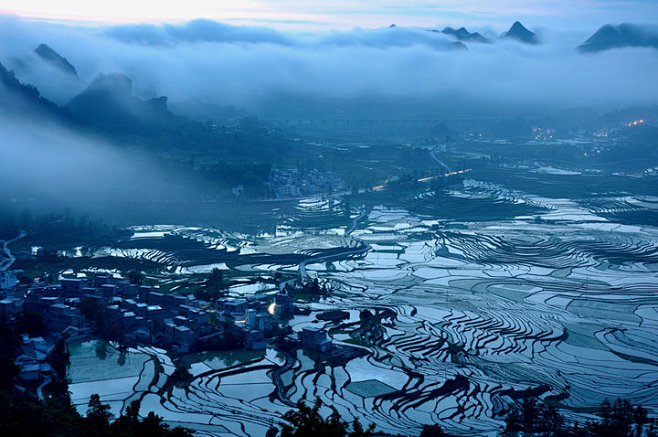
[1,0,657,31]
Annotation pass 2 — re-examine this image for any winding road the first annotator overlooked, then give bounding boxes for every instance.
[430,146,451,173]
[0,230,26,272]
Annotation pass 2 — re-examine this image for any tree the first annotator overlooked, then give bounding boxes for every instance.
[281,398,346,437]
[169,361,193,388]
[504,397,563,436]
[589,398,654,437]
[349,419,376,437]
[281,398,374,437]
[209,267,224,287]
[80,298,114,341]
[47,337,70,377]
[127,270,145,285]
[86,394,194,436]
[86,394,113,435]
[419,424,449,437]
[0,316,19,391]
[16,309,46,336]
[503,397,656,437]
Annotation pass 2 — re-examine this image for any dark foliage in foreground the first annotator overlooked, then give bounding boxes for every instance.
[503,396,657,437]
[0,392,193,437]
[419,424,450,436]
[281,396,657,437]
[503,397,564,435]
[278,399,455,437]
[281,398,375,437]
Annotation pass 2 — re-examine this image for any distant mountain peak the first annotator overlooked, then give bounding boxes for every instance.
[34,43,78,77]
[441,26,491,43]
[578,23,658,52]
[67,72,176,135]
[87,73,133,93]
[148,95,169,112]
[503,21,539,44]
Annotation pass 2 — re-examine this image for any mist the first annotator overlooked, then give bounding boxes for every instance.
[1,16,657,117]
[0,110,197,222]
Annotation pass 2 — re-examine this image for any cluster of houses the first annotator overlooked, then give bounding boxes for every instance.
[0,272,333,390]
[15,334,54,388]
[267,169,345,199]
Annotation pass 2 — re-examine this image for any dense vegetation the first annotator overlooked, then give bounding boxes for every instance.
[502,396,656,437]
[280,398,375,437]
[0,394,192,437]
[279,397,657,437]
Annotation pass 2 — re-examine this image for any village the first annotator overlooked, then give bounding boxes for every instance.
[266,168,345,199]
[0,270,334,393]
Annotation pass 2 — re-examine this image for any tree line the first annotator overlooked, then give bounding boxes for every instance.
[280,396,657,437]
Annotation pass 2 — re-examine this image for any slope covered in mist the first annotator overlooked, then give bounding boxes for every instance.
[579,23,658,52]
[0,60,63,119]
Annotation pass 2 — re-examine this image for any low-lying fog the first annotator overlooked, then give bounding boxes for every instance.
[0,113,192,217]
[1,16,657,115]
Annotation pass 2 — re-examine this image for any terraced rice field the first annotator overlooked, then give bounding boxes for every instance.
[68,177,658,436]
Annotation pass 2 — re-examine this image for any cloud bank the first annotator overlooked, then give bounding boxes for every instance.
[0,16,657,116]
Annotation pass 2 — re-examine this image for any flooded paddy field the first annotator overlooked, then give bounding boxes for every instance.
[66,170,658,436]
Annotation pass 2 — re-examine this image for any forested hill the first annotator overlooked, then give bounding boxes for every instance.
[0,61,64,120]
[0,58,300,163]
